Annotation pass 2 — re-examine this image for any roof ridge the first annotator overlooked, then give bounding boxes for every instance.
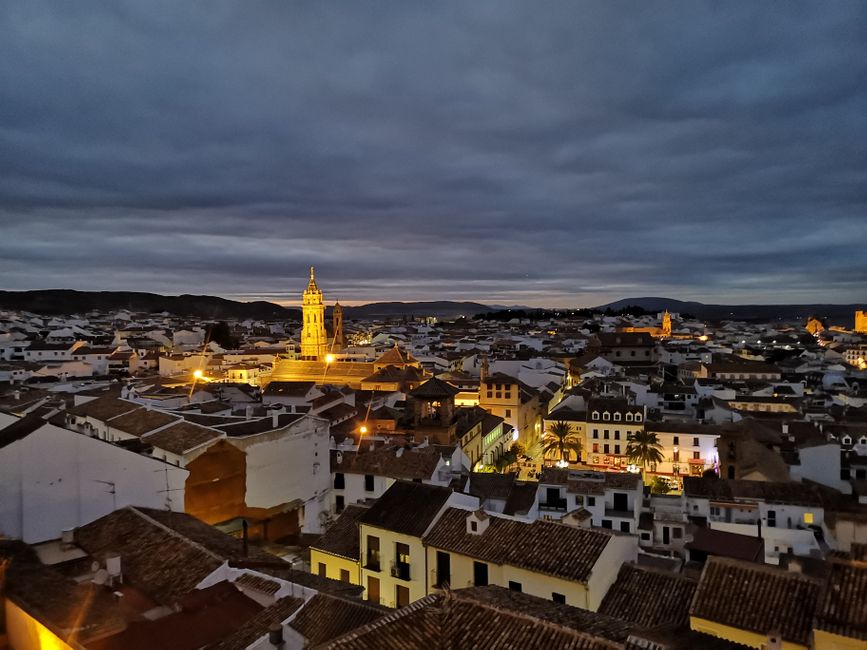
[125,506,225,563]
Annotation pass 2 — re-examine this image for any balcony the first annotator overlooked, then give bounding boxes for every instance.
[390,561,411,581]
[539,498,568,512]
[604,508,634,519]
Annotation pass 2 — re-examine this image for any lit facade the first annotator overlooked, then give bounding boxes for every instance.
[301,266,328,361]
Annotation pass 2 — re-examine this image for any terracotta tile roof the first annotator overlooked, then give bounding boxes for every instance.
[682,476,824,507]
[235,573,281,596]
[289,593,386,646]
[87,581,263,650]
[108,408,179,437]
[263,381,316,397]
[332,445,442,481]
[318,588,620,649]
[409,377,460,399]
[359,481,453,537]
[212,595,305,650]
[375,345,417,366]
[215,413,305,437]
[67,395,139,420]
[74,507,277,606]
[598,563,697,628]
[143,420,222,454]
[423,508,614,583]
[690,557,822,646]
[814,557,867,641]
[312,505,370,560]
[684,527,764,563]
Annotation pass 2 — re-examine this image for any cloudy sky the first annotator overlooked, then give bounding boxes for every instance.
[1,2,865,307]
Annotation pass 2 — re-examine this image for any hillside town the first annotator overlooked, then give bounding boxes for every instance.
[1,272,866,650]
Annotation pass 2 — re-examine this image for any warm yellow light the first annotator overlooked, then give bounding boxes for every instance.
[698,335,709,342]
[193,369,203,379]
[359,425,368,434]
[325,354,335,363]
[804,512,814,524]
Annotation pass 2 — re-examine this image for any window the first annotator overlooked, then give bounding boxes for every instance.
[587,497,595,507]
[641,532,651,541]
[804,512,814,524]
[614,412,621,421]
[592,412,599,420]
[672,528,683,539]
[340,569,351,582]
[592,443,599,453]
[470,520,478,532]
[615,445,621,455]
[614,431,620,440]
[508,581,522,592]
[604,430,609,439]
[334,473,345,489]
[504,409,512,418]
[318,563,327,578]
[574,495,583,506]
[693,437,700,447]
[601,520,612,529]
[673,436,680,445]
[626,413,633,422]
[366,535,381,570]
[620,521,630,533]
[603,412,610,421]
[635,414,642,422]
[593,429,599,439]
[604,444,610,454]
[364,474,375,492]
[767,510,776,527]
[552,593,566,604]
[672,450,679,462]
[436,552,451,587]
[335,495,345,513]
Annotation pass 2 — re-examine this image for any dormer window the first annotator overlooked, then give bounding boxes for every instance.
[614,413,621,422]
[625,413,633,422]
[860,437,867,445]
[603,412,610,421]
[635,413,642,422]
[842,436,852,445]
[592,412,600,421]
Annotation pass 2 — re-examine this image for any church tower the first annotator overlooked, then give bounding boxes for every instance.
[661,310,672,338]
[301,266,328,360]
[333,301,345,352]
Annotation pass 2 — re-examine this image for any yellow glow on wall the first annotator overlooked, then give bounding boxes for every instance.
[804,512,814,524]
[5,600,74,650]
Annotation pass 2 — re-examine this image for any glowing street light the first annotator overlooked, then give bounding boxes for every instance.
[325,353,335,364]
[193,369,203,379]
[359,425,368,435]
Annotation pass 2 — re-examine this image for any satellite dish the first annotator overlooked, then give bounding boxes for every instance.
[93,569,109,585]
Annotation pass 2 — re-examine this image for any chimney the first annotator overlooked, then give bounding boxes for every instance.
[268,624,285,648]
[13,390,20,401]
[272,411,280,429]
[106,554,123,586]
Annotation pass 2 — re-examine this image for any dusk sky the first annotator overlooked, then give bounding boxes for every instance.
[1,2,865,308]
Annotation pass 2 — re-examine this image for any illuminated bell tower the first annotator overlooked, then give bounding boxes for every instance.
[301,266,328,360]
[661,310,672,338]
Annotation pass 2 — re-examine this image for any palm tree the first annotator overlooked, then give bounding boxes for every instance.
[626,430,664,479]
[541,421,583,466]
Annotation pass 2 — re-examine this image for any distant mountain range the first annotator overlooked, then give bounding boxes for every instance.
[595,297,863,326]
[0,289,861,325]
[0,290,488,321]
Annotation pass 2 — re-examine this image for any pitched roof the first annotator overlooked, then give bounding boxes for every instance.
[107,407,179,437]
[682,476,824,506]
[690,557,822,646]
[263,381,316,397]
[409,377,460,399]
[685,527,764,563]
[375,345,417,366]
[144,420,223,455]
[212,595,305,650]
[359,481,453,537]
[813,557,867,641]
[74,507,277,606]
[312,505,369,560]
[67,395,139,420]
[597,563,696,628]
[332,445,442,481]
[423,508,614,583]
[289,593,386,646]
[318,587,622,650]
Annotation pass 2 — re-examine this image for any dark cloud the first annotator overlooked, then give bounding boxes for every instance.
[1,1,865,307]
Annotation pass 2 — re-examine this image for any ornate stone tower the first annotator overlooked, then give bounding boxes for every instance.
[856,310,867,334]
[301,266,328,360]
[661,310,672,338]
[333,301,345,352]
